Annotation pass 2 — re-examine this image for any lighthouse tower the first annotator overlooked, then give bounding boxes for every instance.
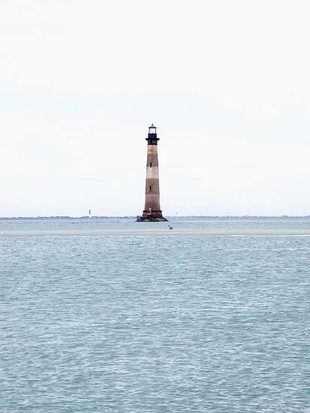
[137,124,168,222]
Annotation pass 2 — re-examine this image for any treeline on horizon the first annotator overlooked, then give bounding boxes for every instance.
[0,215,310,220]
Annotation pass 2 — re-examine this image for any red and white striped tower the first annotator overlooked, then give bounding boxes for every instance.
[137,124,167,222]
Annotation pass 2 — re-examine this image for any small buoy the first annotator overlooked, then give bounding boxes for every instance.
[168,225,173,230]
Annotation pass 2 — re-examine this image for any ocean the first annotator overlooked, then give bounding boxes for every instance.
[1,218,309,412]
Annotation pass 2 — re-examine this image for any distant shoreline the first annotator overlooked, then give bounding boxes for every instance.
[0,215,310,220]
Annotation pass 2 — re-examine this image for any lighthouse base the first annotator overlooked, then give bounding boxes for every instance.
[136,216,168,222]
[136,210,168,222]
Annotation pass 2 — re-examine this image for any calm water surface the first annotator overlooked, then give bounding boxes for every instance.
[1,218,309,412]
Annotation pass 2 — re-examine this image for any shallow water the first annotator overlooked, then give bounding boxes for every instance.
[1,218,309,412]
[1,216,310,236]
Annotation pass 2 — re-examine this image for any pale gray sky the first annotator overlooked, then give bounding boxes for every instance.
[1,0,310,216]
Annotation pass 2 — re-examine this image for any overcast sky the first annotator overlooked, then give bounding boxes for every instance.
[1,0,310,217]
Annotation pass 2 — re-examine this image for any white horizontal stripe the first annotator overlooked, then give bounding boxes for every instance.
[146,166,159,179]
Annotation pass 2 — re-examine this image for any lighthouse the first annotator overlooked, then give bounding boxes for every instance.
[137,124,168,222]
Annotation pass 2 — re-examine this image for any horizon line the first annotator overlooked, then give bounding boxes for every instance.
[1,215,310,220]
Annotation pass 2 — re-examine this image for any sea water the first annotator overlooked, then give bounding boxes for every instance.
[1,218,309,412]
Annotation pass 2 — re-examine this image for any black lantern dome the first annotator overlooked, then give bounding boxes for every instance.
[146,123,159,145]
